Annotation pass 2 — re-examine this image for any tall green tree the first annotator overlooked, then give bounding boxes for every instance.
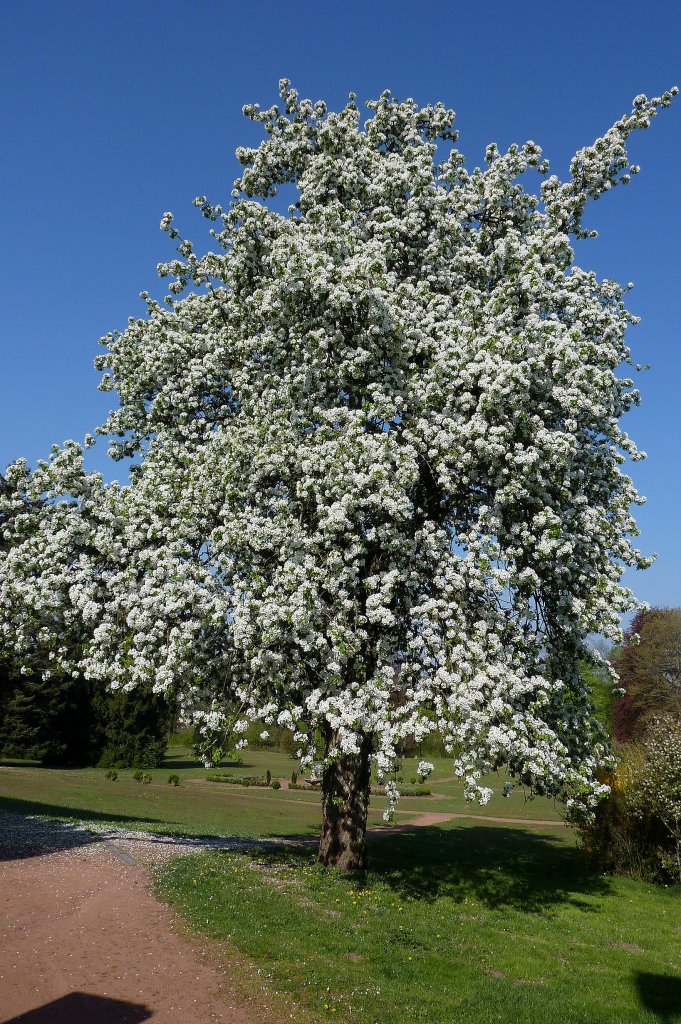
[0,672,94,764]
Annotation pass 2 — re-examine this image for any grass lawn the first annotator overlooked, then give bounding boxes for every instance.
[0,752,324,839]
[0,745,564,839]
[155,822,681,1024]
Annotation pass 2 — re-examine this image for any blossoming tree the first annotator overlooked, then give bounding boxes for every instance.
[1,83,676,869]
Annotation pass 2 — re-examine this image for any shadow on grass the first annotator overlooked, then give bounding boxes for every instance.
[369,824,611,911]
[0,755,248,770]
[257,821,612,913]
[0,758,46,769]
[161,757,203,769]
[0,794,322,859]
[635,972,681,1023]
[0,810,101,861]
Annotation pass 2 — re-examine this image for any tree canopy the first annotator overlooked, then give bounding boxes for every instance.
[612,607,681,740]
[1,82,676,867]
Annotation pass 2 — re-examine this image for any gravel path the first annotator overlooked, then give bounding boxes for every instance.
[0,810,281,864]
[0,812,289,1024]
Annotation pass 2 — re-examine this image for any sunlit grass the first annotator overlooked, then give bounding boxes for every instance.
[0,746,564,838]
[2,744,677,1022]
[156,822,681,1024]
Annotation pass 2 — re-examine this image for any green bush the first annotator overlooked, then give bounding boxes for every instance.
[291,770,298,785]
[133,769,145,782]
[578,715,681,884]
[271,779,281,790]
[266,769,271,784]
[142,773,152,784]
[104,768,118,781]
[167,774,180,786]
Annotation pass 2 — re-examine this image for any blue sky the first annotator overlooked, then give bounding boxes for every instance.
[1,0,679,609]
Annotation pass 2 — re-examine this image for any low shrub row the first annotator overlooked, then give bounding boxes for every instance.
[104,770,180,785]
[200,773,431,799]
[205,773,273,788]
[367,783,431,797]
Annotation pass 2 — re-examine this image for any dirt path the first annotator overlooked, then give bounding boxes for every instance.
[369,810,566,833]
[0,799,566,1024]
[0,835,285,1024]
[374,811,565,835]
[438,811,565,827]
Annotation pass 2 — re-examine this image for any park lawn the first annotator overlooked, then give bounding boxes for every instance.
[0,763,430,837]
[168,747,564,821]
[427,774,564,821]
[0,762,325,838]
[1,748,677,1022]
[0,746,564,838]
[155,821,681,1024]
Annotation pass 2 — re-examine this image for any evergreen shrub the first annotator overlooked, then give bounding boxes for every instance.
[0,668,173,768]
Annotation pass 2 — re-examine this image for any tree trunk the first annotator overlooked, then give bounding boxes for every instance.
[317,728,372,871]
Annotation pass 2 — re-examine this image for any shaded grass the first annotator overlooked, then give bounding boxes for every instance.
[155,821,681,1024]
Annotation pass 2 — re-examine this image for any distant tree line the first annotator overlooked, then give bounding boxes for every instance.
[611,607,681,741]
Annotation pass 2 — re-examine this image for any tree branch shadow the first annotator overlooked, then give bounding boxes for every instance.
[0,798,167,861]
[162,756,246,769]
[259,821,612,913]
[367,823,611,911]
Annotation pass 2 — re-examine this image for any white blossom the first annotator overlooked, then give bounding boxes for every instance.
[1,82,676,822]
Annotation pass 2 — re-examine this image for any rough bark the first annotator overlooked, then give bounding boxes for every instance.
[317,728,372,871]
